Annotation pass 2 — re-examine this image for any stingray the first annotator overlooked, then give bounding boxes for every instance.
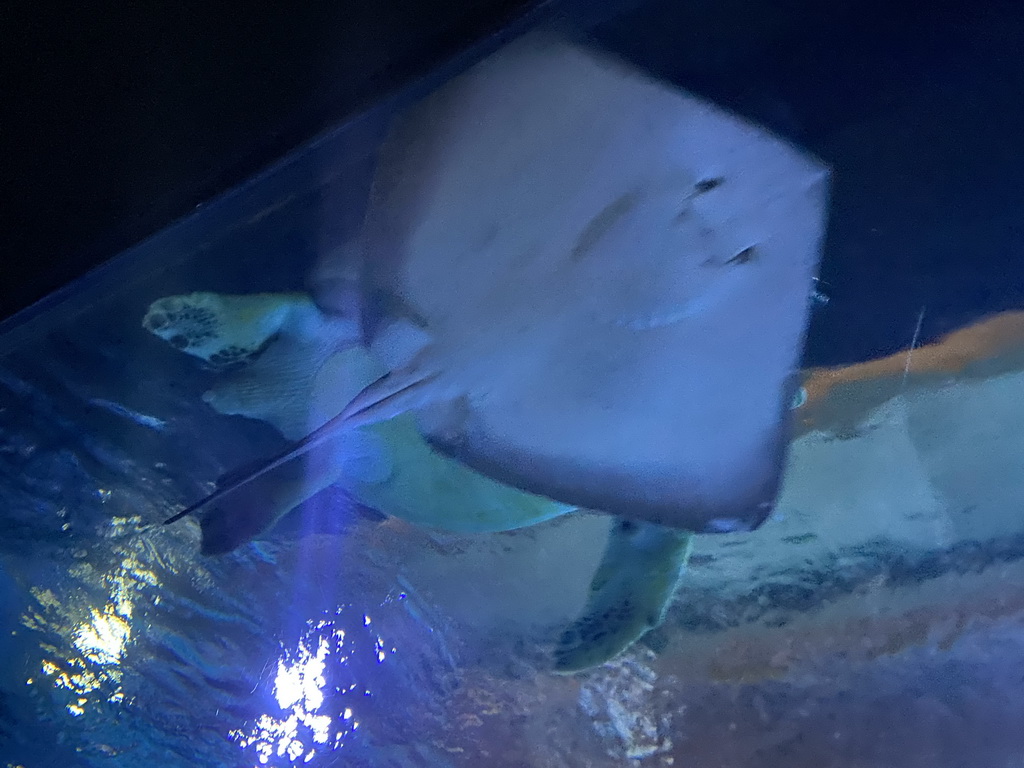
[171,32,829,534]
[144,290,691,672]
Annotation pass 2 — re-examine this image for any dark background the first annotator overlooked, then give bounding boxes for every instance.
[3,0,1024,364]
[0,0,547,321]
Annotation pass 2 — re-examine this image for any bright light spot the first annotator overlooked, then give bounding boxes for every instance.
[286,738,304,761]
[108,515,145,537]
[363,614,371,626]
[236,617,366,764]
[274,636,328,712]
[32,549,156,716]
[74,607,130,666]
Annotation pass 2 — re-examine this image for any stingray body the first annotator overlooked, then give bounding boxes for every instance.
[172,34,828,535]
[316,32,829,532]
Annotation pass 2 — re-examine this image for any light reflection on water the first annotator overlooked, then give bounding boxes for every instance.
[27,519,160,719]
[10,480,450,767]
[232,609,399,766]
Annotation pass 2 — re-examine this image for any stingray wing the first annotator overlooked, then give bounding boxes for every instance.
[341,33,830,532]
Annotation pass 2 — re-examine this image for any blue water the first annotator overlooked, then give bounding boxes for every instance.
[6,2,1024,765]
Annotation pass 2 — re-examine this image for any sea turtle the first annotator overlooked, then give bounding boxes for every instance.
[149,33,827,675]
[182,33,827,539]
[144,290,693,673]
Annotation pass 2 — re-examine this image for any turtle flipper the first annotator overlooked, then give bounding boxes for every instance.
[202,339,327,440]
[145,292,389,550]
[196,429,394,555]
[144,291,360,439]
[143,291,304,367]
[198,455,319,555]
[553,520,692,673]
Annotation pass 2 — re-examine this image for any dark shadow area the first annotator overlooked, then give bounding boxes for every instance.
[5,0,1024,363]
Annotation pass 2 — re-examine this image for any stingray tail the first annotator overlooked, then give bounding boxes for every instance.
[553,520,692,674]
[337,359,441,428]
[164,363,435,527]
[163,405,360,526]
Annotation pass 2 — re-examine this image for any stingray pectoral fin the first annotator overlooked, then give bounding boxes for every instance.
[553,521,693,674]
